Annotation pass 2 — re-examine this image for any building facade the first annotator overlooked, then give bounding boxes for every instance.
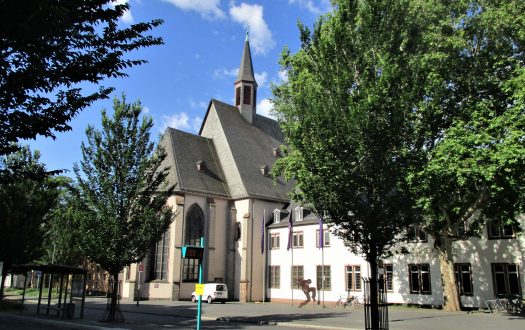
[120,38,524,309]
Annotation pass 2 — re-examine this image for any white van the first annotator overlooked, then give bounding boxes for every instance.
[191,283,228,304]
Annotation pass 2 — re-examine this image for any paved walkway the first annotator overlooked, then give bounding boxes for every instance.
[3,297,525,330]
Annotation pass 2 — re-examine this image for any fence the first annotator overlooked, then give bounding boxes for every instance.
[363,276,389,330]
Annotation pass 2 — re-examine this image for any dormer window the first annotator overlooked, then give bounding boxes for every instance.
[294,206,303,221]
[273,209,281,224]
[196,160,206,173]
[260,165,270,176]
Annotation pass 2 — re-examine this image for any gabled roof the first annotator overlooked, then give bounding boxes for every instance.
[236,37,257,85]
[209,99,291,201]
[160,127,229,198]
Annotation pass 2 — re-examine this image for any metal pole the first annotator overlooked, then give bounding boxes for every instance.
[136,265,140,307]
[321,243,325,308]
[197,237,204,330]
[262,209,266,304]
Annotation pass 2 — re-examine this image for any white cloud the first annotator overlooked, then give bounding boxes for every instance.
[229,3,275,55]
[112,0,134,24]
[162,112,203,133]
[142,106,150,114]
[254,71,267,87]
[288,0,331,14]
[278,70,288,82]
[213,67,239,78]
[257,98,275,119]
[190,99,208,109]
[163,0,225,20]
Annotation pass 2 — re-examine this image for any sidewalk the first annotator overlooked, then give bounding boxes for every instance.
[4,297,525,330]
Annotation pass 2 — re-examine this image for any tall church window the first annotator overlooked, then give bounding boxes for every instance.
[148,229,170,281]
[183,204,204,282]
[243,85,251,105]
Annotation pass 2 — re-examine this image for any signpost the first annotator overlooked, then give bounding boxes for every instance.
[137,262,144,306]
[182,241,204,330]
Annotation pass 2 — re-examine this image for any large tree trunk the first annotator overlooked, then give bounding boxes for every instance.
[437,239,461,311]
[102,271,124,322]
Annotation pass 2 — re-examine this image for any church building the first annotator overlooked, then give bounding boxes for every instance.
[122,36,291,302]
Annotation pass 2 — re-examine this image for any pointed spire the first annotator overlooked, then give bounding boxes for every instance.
[236,34,257,86]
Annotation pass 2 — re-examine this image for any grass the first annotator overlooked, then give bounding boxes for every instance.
[5,287,59,298]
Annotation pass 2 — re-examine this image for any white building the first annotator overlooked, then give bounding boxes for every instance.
[120,37,524,309]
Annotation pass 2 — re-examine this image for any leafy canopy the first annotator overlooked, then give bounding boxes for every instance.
[73,95,174,274]
[0,146,61,268]
[408,0,525,241]
[272,0,430,260]
[0,0,163,157]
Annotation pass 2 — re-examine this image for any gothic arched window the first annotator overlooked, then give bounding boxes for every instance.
[183,204,204,281]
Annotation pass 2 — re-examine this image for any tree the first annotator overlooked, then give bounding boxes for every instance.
[272,1,431,328]
[73,95,174,322]
[40,178,85,266]
[408,0,525,311]
[0,0,163,158]
[0,146,61,300]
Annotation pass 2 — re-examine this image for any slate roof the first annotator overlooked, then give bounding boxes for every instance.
[210,99,292,202]
[160,128,229,198]
[236,38,257,85]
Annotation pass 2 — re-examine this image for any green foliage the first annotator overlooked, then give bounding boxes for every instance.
[73,95,174,275]
[272,0,429,260]
[0,146,61,299]
[0,146,61,267]
[0,0,164,157]
[408,0,525,241]
[40,178,85,266]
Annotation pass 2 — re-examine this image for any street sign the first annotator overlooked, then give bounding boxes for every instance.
[138,263,144,272]
[182,246,204,259]
[195,284,204,296]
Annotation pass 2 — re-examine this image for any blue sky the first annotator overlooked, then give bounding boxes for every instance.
[27,0,331,175]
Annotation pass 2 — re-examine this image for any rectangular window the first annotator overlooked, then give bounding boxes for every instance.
[294,207,303,221]
[383,264,393,291]
[243,85,251,105]
[407,226,428,243]
[292,231,304,248]
[269,266,280,288]
[345,265,361,291]
[182,258,199,282]
[409,264,431,294]
[488,222,515,239]
[492,263,521,296]
[291,266,304,289]
[316,265,331,290]
[316,230,330,248]
[273,210,281,223]
[270,233,280,249]
[454,263,473,296]
[235,86,241,106]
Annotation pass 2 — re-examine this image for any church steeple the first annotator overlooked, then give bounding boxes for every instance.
[234,32,257,124]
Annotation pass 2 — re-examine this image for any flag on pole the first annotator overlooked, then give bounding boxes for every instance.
[287,210,293,251]
[260,210,265,254]
[318,216,324,249]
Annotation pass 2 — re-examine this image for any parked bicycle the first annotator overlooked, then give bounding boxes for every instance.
[335,294,365,310]
[485,294,524,314]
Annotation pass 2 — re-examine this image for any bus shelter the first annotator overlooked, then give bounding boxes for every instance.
[11,264,87,319]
